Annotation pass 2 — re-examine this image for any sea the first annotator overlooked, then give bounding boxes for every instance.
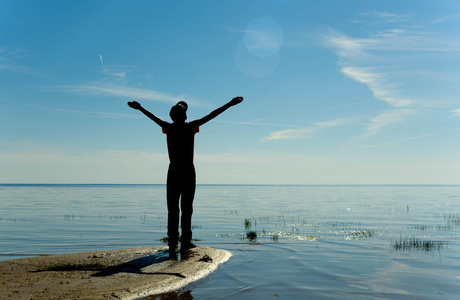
[1,184,459,299]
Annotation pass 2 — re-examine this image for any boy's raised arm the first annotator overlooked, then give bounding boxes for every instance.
[192,96,243,127]
[128,101,168,128]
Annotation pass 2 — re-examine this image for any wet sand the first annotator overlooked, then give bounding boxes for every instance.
[0,246,231,299]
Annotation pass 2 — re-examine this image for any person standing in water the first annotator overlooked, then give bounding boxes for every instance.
[128,96,243,257]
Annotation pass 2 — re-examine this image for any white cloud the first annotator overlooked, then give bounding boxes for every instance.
[45,61,202,106]
[261,127,315,141]
[361,109,414,138]
[324,20,460,136]
[321,130,453,160]
[47,84,196,105]
[451,109,460,116]
[0,63,43,76]
[361,12,412,23]
[49,107,141,118]
[340,67,413,107]
[325,27,460,68]
[313,117,355,127]
[431,13,460,24]
[0,46,31,58]
[97,64,137,79]
[215,119,303,127]
[0,46,45,76]
[325,28,446,55]
[324,31,373,59]
[325,25,460,63]
[261,117,354,141]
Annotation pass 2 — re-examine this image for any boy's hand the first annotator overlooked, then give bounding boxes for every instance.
[230,96,244,106]
[128,101,141,110]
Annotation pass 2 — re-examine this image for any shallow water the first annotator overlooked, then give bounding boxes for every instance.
[1,184,460,299]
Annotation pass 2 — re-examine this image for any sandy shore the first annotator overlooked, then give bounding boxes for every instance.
[0,246,232,299]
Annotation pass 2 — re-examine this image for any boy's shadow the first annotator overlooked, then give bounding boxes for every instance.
[91,249,185,278]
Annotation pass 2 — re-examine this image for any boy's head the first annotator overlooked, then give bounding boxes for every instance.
[170,101,188,123]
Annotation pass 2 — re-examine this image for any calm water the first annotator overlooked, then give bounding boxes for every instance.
[1,184,460,299]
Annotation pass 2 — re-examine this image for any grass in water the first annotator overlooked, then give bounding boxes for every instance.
[246,231,257,240]
[392,237,448,253]
[244,218,252,229]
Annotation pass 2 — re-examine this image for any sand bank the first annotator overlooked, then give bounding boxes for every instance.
[0,246,231,299]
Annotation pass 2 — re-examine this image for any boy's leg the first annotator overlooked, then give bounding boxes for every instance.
[166,166,180,255]
[166,192,180,245]
[180,185,195,244]
[180,165,196,252]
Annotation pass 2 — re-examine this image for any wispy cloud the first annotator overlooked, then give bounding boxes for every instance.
[361,109,414,138]
[215,118,303,127]
[340,66,413,107]
[431,13,460,24]
[261,127,315,141]
[319,131,443,159]
[451,109,460,117]
[0,46,47,77]
[48,107,140,118]
[47,84,196,105]
[44,59,201,106]
[323,31,372,60]
[361,12,412,23]
[325,31,402,120]
[97,64,137,79]
[0,63,44,76]
[324,14,460,139]
[0,46,31,58]
[261,117,354,141]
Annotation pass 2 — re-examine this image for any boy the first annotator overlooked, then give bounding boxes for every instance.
[128,96,243,257]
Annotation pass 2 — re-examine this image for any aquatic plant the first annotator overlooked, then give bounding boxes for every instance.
[412,225,453,231]
[108,215,127,220]
[63,214,128,220]
[0,217,41,222]
[246,231,257,240]
[244,218,252,229]
[392,237,448,253]
[159,237,169,243]
[140,212,146,224]
[412,225,428,231]
[444,214,460,226]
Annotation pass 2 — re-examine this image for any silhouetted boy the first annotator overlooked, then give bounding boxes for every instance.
[128,96,243,257]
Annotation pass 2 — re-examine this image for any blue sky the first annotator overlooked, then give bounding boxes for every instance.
[1,0,460,184]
